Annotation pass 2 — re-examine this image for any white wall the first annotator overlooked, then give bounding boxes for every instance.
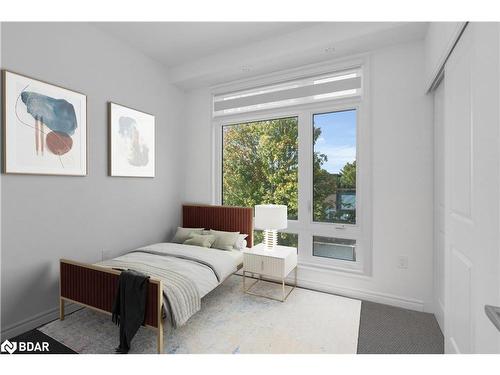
[184,89,213,203]
[184,40,434,311]
[1,23,186,338]
[433,81,445,331]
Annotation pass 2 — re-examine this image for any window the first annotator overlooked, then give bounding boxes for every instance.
[215,63,369,274]
[222,117,298,220]
[313,236,356,261]
[313,110,357,224]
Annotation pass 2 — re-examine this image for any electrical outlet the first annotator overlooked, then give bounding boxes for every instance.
[397,255,409,269]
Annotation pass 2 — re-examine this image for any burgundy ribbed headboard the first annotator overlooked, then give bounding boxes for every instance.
[182,204,253,248]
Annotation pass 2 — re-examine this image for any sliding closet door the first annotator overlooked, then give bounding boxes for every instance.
[443,23,500,354]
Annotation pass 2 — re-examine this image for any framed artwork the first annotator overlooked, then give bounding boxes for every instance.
[108,102,155,177]
[2,70,87,176]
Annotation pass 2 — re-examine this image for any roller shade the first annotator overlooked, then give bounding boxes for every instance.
[213,68,362,117]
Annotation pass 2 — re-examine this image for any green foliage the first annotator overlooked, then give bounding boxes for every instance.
[313,125,335,222]
[339,161,356,188]
[222,117,299,219]
[312,128,356,224]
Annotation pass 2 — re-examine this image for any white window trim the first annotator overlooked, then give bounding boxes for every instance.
[210,56,372,277]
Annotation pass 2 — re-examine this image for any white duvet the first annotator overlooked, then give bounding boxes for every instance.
[98,242,243,297]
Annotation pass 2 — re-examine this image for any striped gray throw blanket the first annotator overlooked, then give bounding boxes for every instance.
[97,243,237,328]
[99,254,201,327]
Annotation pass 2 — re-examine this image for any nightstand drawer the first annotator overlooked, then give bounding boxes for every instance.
[243,253,284,278]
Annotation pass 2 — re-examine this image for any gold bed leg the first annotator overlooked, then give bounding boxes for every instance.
[157,322,163,354]
[157,281,163,354]
[59,298,65,320]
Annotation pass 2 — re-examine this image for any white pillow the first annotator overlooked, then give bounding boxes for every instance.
[172,227,204,244]
[209,229,240,251]
[183,233,217,248]
[234,234,249,250]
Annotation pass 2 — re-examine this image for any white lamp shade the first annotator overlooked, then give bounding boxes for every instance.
[254,205,288,230]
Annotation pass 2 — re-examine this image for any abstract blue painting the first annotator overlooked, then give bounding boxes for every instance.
[21,91,77,155]
[3,70,87,175]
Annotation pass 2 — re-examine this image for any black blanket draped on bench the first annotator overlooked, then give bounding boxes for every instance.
[112,269,150,354]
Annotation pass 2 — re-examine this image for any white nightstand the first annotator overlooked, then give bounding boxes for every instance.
[242,243,298,302]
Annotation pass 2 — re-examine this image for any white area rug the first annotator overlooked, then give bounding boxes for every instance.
[39,275,361,354]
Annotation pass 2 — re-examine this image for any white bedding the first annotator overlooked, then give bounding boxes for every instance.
[98,242,243,298]
[225,249,244,268]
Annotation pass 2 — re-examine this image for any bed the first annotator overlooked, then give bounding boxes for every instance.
[59,204,253,353]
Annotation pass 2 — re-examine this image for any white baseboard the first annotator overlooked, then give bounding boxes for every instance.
[237,267,426,312]
[1,302,81,340]
[295,276,425,312]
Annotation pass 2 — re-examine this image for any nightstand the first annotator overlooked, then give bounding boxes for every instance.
[242,243,298,302]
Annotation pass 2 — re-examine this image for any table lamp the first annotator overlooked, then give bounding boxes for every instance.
[254,204,288,250]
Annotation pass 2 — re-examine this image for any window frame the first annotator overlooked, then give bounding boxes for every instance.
[211,58,372,276]
[301,102,367,273]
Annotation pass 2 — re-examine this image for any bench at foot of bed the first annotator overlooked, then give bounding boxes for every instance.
[59,259,164,354]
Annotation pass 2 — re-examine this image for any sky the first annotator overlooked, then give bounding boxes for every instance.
[313,109,356,174]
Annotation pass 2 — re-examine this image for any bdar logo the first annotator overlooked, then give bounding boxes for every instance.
[1,339,49,354]
[1,340,17,354]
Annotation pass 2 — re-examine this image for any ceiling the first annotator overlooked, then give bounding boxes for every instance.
[94,22,313,67]
[94,22,428,89]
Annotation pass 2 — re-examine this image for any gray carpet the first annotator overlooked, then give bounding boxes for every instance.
[357,301,444,354]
